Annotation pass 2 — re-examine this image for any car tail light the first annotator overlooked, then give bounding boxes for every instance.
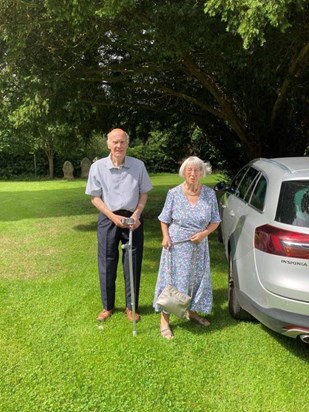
[255,224,309,259]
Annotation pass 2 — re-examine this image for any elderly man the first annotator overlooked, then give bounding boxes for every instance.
[86,128,152,322]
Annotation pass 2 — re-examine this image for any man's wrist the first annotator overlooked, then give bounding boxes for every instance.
[132,211,140,219]
[133,204,145,219]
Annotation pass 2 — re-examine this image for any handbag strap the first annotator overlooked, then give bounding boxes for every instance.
[166,242,199,297]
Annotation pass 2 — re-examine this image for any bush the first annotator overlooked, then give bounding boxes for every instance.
[128,142,178,173]
[0,150,48,179]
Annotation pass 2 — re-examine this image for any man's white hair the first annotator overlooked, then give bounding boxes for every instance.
[107,128,130,143]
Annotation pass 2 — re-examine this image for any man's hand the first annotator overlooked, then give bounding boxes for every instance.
[113,215,140,230]
[131,217,141,231]
[113,214,130,228]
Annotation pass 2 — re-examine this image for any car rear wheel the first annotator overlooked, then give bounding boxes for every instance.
[228,254,254,320]
[217,224,223,243]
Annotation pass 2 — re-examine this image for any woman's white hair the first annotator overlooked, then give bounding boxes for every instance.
[179,156,212,178]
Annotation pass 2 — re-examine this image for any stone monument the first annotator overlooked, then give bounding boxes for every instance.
[80,157,91,178]
[62,160,74,179]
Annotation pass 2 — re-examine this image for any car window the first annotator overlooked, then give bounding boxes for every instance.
[238,167,260,201]
[275,181,309,227]
[250,175,267,211]
[230,167,249,193]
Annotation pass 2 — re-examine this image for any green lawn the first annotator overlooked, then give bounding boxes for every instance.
[0,175,308,412]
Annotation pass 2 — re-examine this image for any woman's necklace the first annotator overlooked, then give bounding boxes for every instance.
[183,183,201,196]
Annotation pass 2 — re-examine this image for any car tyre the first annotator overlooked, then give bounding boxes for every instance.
[217,224,223,243]
[228,254,254,320]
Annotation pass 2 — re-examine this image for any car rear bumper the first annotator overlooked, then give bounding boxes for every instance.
[239,290,309,338]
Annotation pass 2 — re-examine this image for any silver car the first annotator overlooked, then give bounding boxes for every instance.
[215,157,309,343]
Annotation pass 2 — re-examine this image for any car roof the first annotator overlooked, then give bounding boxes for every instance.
[251,157,309,177]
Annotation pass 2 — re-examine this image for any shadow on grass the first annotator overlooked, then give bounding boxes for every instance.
[0,177,218,222]
[136,287,235,336]
[72,220,164,239]
[0,187,94,221]
[73,221,98,231]
[173,287,235,335]
[0,187,168,222]
[263,326,309,359]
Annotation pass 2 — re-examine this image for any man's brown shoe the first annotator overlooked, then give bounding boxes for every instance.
[125,307,141,322]
[96,308,115,321]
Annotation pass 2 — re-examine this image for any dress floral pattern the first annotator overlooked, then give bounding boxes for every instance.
[153,184,221,314]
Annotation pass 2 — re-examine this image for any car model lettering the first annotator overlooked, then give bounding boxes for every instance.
[281,259,308,267]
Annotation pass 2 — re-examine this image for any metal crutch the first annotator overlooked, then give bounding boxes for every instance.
[122,218,137,337]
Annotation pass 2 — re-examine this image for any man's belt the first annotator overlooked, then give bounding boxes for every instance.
[113,209,132,217]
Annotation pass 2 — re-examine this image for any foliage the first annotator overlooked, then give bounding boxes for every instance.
[190,126,227,171]
[0,0,308,177]
[0,124,230,177]
[204,0,307,49]
[0,150,47,179]
[0,178,308,411]
[128,130,179,173]
[0,132,108,179]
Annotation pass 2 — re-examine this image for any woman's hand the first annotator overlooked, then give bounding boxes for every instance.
[162,235,172,249]
[190,231,207,244]
[190,222,220,243]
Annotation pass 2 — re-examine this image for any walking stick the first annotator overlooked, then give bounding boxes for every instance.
[122,218,137,337]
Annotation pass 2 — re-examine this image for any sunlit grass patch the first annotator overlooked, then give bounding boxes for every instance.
[0,176,308,412]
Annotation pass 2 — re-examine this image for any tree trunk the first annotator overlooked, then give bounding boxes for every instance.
[42,135,55,179]
[47,152,54,178]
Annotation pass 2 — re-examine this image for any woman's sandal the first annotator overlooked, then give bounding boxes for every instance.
[160,327,174,340]
[189,314,211,327]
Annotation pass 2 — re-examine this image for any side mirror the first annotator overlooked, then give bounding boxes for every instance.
[214,181,230,191]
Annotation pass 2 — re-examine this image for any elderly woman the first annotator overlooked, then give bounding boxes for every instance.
[153,156,221,339]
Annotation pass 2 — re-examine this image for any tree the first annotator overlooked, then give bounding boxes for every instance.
[203,0,309,158]
[204,0,306,48]
[82,1,308,163]
[0,0,308,176]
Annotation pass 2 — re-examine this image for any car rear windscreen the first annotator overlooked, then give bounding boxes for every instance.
[275,181,309,228]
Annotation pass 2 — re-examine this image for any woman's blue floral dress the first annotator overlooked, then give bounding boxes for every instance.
[153,184,221,314]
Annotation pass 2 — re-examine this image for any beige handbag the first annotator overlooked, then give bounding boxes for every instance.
[156,243,198,318]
